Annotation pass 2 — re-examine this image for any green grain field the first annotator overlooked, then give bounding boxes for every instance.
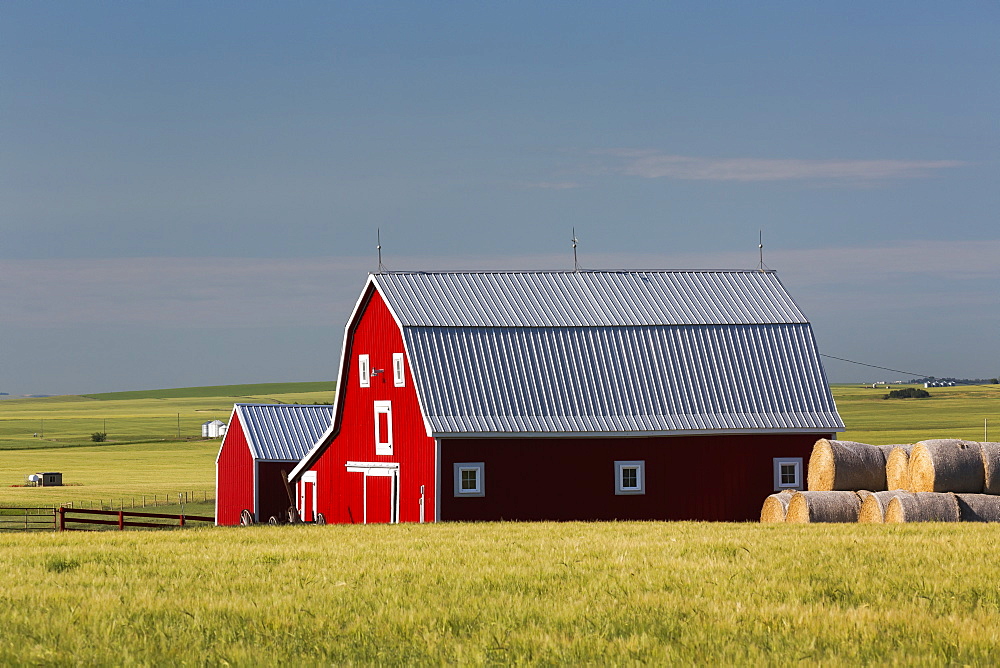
[1,381,999,664]
[3,522,1000,665]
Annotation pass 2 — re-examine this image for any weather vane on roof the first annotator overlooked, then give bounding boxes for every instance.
[572,228,579,272]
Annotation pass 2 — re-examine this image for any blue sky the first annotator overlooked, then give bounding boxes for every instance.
[2,2,998,394]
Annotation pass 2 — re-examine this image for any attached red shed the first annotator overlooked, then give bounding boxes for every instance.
[290,270,844,523]
[215,403,332,525]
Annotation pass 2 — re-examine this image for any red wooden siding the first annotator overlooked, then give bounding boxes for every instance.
[215,412,254,526]
[312,288,437,523]
[440,434,823,522]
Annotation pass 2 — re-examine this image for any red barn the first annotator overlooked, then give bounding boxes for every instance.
[215,403,332,525]
[289,270,844,523]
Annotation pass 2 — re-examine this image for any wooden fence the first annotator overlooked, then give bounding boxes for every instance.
[57,507,214,531]
[0,507,56,531]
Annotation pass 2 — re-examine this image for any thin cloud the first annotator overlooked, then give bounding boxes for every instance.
[4,240,996,328]
[522,181,582,190]
[601,149,965,182]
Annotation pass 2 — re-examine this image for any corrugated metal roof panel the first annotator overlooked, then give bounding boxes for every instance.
[375,270,807,327]
[236,404,333,461]
[403,324,843,435]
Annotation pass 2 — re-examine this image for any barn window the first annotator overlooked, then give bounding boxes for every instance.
[453,463,484,497]
[359,354,370,388]
[773,458,803,490]
[393,353,405,387]
[615,461,645,495]
[374,401,392,455]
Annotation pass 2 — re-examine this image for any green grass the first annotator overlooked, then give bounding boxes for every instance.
[0,383,335,509]
[834,383,1000,445]
[0,441,218,508]
[2,522,999,664]
[80,381,335,401]
[0,381,336,450]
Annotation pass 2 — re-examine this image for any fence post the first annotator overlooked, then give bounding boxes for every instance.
[180,514,185,528]
[118,511,124,530]
[58,507,65,531]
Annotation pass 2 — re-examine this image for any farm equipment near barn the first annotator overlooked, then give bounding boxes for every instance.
[237,469,327,526]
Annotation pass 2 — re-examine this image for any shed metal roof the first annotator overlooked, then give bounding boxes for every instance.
[374,270,807,327]
[235,404,333,461]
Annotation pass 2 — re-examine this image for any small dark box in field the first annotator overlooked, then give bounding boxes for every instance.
[38,472,62,487]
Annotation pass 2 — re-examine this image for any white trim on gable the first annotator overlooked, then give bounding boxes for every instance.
[289,277,381,482]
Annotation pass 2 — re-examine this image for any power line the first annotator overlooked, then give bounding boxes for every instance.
[821,354,999,388]
[819,354,931,379]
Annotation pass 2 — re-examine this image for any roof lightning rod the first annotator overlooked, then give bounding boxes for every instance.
[572,228,579,272]
[377,228,386,274]
[757,229,770,272]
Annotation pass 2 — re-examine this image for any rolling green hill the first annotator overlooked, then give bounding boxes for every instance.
[80,381,335,401]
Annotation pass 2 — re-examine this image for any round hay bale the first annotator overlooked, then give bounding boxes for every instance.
[884,445,916,490]
[955,493,1000,522]
[978,442,1000,495]
[807,439,887,491]
[858,490,914,523]
[909,440,984,493]
[786,491,862,523]
[885,492,960,523]
[760,490,794,523]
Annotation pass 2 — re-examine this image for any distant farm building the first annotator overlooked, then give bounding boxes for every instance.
[202,420,228,438]
[27,472,62,487]
[288,270,845,523]
[215,404,333,525]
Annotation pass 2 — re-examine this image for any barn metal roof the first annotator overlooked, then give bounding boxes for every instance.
[404,323,843,435]
[374,270,807,327]
[235,404,333,461]
[377,270,841,437]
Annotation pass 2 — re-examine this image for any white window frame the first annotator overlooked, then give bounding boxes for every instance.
[453,462,484,497]
[359,354,370,388]
[773,457,803,491]
[615,460,645,495]
[393,352,405,387]
[374,401,393,455]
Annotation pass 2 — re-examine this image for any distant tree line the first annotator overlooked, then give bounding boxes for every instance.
[908,377,1000,385]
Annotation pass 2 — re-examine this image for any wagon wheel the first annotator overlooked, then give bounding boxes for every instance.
[287,507,301,524]
[268,516,280,525]
[315,513,327,526]
[240,509,255,526]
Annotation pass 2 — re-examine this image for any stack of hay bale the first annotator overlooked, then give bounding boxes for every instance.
[761,439,1000,523]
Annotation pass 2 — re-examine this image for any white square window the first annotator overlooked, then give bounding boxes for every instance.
[359,354,370,388]
[454,463,484,497]
[393,353,405,387]
[773,458,803,490]
[615,460,645,495]
[374,401,392,455]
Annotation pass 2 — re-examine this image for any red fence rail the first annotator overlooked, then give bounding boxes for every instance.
[58,507,214,531]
